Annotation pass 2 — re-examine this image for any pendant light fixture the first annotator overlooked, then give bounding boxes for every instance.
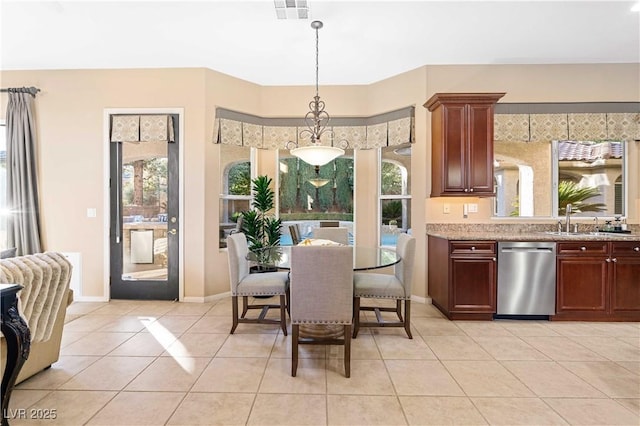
[289,20,345,169]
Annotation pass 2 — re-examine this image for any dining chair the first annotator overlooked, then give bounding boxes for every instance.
[352,233,416,339]
[319,220,339,227]
[290,245,354,377]
[289,224,301,245]
[226,233,289,335]
[312,227,349,245]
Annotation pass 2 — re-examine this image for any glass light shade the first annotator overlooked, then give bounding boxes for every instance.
[308,178,330,188]
[290,145,344,166]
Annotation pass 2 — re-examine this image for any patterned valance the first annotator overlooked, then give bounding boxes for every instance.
[110,115,175,143]
[494,109,639,142]
[213,107,414,150]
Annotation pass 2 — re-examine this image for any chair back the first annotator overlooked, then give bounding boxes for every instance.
[319,220,339,227]
[226,233,250,294]
[312,227,349,245]
[395,233,416,295]
[290,246,353,324]
[289,224,301,245]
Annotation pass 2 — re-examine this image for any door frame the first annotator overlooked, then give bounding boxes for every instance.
[103,108,184,301]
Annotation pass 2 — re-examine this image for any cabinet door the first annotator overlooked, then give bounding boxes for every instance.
[441,104,467,194]
[610,256,640,314]
[467,104,495,195]
[556,257,608,313]
[450,257,496,312]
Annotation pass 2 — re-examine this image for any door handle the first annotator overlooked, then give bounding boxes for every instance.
[169,229,177,235]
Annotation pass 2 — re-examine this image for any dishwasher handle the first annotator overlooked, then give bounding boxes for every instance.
[500,247,555,253]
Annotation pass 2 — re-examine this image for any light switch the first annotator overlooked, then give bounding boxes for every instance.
[87,208,97,218]
[443,203,450,214]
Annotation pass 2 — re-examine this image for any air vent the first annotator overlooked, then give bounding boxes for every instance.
[274,0,309,20]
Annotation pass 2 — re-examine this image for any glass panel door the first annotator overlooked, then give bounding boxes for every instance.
[110,114,179,300]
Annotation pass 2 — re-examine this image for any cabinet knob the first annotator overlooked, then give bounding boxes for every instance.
[469,188,474,192]
[612,258,617,263]
[580,246,586,251]
[471,246,476,251]
[464,188,469,193]
[492,257,496,261]
[634,247,640,252]
[606,258,611,263]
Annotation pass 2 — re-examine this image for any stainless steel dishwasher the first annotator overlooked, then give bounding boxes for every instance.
[497,242,556,317]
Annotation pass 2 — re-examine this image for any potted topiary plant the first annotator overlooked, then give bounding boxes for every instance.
[240,175,282,272]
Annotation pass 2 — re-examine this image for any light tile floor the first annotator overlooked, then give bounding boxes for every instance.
[8,297,640,425]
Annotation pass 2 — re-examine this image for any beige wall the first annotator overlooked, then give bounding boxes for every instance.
[1,63,638,301]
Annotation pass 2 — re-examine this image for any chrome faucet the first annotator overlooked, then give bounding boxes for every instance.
[565,203,572,233]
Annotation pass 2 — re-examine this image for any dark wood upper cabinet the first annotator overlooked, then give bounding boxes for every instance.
[425,93,505,197]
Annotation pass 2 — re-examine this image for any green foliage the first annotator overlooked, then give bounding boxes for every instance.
[335,158,353,213]
[317,163,334,211]
[228,162,251,195]
[241,175,282,264]
[279,158,298,212]
[382,200,402,224]
[558,180,606,215]
[381,161,403,195]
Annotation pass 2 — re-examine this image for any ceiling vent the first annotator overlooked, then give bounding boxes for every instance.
[274,0,309,20]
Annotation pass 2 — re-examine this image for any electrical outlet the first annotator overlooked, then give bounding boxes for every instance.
[87,208,97,218]
[468,203,478,213]
[443,203,450,214]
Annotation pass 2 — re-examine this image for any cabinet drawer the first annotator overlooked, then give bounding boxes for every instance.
[557,241,609,255]
[450,241,496,255]
[612,241,640,256]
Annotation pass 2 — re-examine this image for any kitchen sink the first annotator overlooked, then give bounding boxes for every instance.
[542,231,627,237]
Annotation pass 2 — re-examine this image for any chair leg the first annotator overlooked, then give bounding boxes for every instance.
[279,294,288,336]
[292,324,299,377]
[396,299,403,321]
[344,324,351,378]
[352,297,360,338]
[285,286,291,316]
[241,296,249,318]
[404,299,413,339]
[230,296,239,334]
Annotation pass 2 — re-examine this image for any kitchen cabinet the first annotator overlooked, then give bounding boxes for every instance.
[555,241,640,321]
[428,236,496,320]
[424,93,505,197]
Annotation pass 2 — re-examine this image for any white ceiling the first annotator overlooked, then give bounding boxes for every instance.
[2,0,639,86]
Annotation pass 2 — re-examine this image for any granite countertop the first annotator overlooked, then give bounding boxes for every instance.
[425,223,640,242]
[426,230,640,242]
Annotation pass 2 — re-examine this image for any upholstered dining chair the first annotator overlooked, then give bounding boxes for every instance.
[226,233,289,335]
[312,227,349,245]
[290,245,354,377]
[352,233,416,339]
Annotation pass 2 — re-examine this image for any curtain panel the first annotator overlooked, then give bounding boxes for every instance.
[110,115,175,143]
[213,106,415,150]
[6,91,42,255]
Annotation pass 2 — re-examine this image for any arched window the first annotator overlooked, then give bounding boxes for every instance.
[379,143,411,247]
[219,145,253,248]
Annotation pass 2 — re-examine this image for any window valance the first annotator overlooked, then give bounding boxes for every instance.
[493,102,640,142]
[110,115,175,143]
[213,106,414,150]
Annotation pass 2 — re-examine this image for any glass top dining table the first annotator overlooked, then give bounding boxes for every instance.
[271,246,400,271]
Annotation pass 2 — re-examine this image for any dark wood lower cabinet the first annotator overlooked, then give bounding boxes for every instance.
[428,236,496,320]
[554,241,640,321]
